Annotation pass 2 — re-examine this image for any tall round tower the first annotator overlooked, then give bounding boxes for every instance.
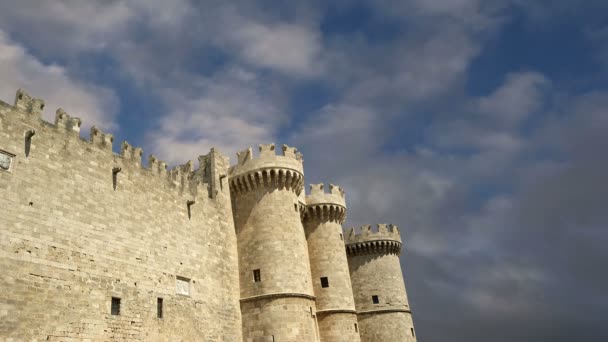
[303,184,361,342]
[346,224,417,342]
[229,144,319,342]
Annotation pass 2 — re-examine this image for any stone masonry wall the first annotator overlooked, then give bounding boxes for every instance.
[0,93,242,341]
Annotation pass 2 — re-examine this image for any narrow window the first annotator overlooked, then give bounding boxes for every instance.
[294,203,298,212]
[24,130,35,158]
[411,327,415,337]
[354,323,358,332]
[339,233,343,240]
[157,298,163,319]
[176,276,190,296]
[111,297,121,315]
[372,295,379,304]
[320,277,329,288]
[253,269,261,282]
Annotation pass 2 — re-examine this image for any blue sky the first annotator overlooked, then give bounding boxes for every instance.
[1,1,607,341]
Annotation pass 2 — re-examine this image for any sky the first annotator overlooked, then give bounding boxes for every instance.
[0,1,607,341]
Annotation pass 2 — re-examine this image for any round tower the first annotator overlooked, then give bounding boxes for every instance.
[229,143,319,342]
[303,184,361,342]
[346,224,417,342]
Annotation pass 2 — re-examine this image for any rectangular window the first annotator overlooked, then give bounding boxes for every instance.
[339,233,343,240]
[157,298,163,319]
[253,269,261,282]
[354,323,358,332]
[320,277,329,288]
[372,295,379,304]
[111,297,121,315]
[411,327,415,337]
[176,276,190,296]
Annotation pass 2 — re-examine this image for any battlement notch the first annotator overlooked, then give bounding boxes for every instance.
[89,126,113,150]
[14,89,45,117]
[345,224,402,256]
[120,141,143,166]
[54,109,82,134]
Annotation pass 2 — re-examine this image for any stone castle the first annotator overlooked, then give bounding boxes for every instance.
[0,89,417,342]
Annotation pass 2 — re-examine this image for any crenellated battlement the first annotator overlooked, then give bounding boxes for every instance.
[14,88,45,117]
[303,183,347,223]
[54,109,82,134]
[121,141,143,166]
[90,126,114,150]
[229,143,304,196]
[0,89,228,200]
[345,224,402,256]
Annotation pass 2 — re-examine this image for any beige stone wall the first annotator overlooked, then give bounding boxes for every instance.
[357,311,416,342]
[347,225,416,342]
[0,92,242,341]
[230,144,318,341]
[316,312,360,342]
[240,296,319,342]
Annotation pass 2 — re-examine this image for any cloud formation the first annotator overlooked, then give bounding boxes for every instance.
[0,1,606,342]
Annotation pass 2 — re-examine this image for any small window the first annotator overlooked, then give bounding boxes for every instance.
[354,323,358,332]
[111,297,121,315]
[294,203,298,212]
[253,269,261,282]
[157,298,163,319]
[411,327,415,337]
[339,233,343,240]
[372,295,379,304]
[320,277,329,288]
[176,276,190,296]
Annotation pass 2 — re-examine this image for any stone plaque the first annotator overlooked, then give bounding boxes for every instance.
[0,151,13,171]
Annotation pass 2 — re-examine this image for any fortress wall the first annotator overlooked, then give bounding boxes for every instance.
[348,253,410,313]
[305,217,355,310]
[357,311,415,342]
[0,94,242,341]
[240,296,319,342]
[233,188,314,297]
[316,312,360,342]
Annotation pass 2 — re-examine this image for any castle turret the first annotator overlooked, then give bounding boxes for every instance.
[346,224,417,342]
[229,144,319,341]
[303,184,361,342]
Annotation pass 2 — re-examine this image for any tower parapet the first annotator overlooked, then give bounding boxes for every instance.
[345,224,402,256]
[303,183,346,223]
[229,143,304,195]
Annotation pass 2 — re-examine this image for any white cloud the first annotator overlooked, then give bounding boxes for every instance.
[0,30,118,130]
[478,72,549,127]
[145,67,285,165]
[0,1,133,53]
[228,21,322,76]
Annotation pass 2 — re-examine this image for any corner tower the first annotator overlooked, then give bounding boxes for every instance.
[229,144,319,341]
[346,224,417,342]
[303,184,361,342]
